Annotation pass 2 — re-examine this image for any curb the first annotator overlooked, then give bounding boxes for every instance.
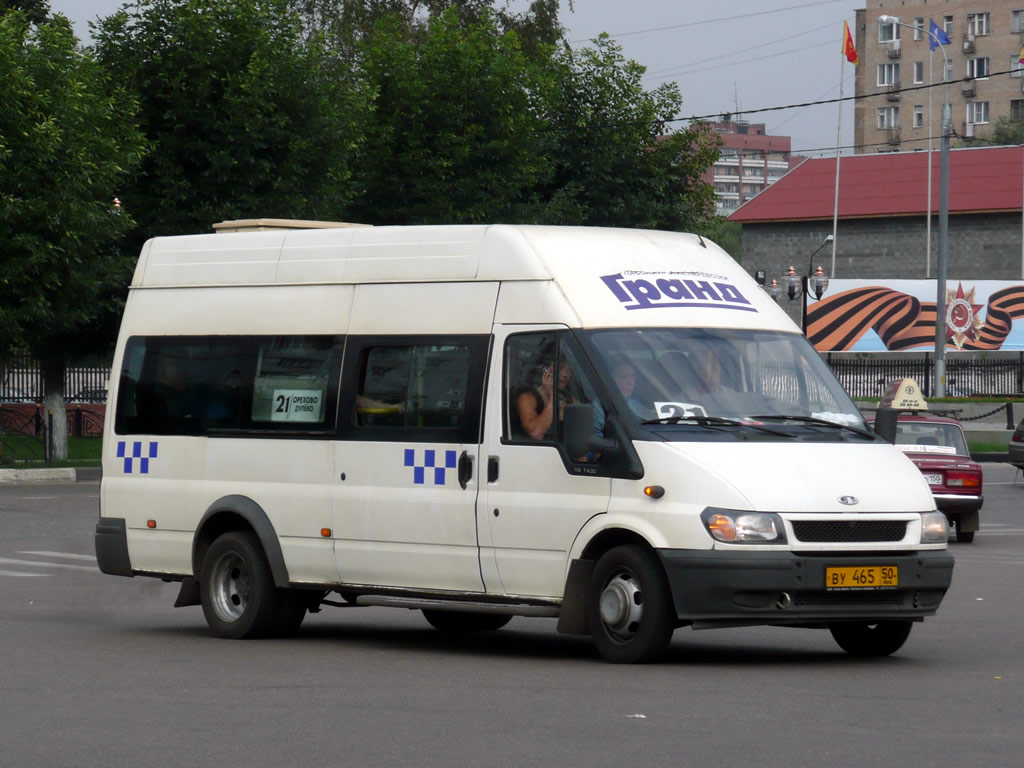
[0,467,100,485]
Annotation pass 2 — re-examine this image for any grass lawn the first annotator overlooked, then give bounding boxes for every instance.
[0,436,101,468]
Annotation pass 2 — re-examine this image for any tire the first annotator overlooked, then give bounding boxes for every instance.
[955,523,975,543]
[422,610,512,632]
[587,545,674,664]
[829,620,913,657]
[200,531,281,639]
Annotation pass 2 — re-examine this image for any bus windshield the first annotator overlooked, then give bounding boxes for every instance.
[582,328,867,431]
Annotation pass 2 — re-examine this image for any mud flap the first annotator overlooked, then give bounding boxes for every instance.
[174,578,201,607]
[555,559,593,635]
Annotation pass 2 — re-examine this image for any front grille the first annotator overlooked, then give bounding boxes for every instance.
[792,520,908,543]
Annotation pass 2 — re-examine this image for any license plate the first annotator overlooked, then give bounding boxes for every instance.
[826,566,898,590]
[923,473,943,485]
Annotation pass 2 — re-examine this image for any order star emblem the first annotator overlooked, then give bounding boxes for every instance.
[945,282,984,349]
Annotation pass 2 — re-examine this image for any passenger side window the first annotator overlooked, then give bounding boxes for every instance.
[503,331,607,460]
[114,335,343,436]
[341,335,489,443]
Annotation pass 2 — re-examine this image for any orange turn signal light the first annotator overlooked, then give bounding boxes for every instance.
[320,528,332,538]
[643,485,665,499]
[146,520,157,529]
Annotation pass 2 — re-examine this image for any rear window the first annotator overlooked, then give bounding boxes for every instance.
[894,421,969,456]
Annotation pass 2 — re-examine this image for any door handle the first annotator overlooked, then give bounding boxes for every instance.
[458,450,472,490]
[487,456,499,483]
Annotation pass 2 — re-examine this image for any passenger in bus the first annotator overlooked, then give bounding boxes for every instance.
[690,343,735,395]
[151,352,192,420]
[593,354,652,437]
[516,356,575,440]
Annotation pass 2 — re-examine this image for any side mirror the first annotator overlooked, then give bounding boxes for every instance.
[874,407,898,444]
[563,403,617,458]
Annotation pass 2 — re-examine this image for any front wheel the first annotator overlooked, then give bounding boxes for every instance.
[587,545,674,664]
[422,610,512,632]
[200,531,281,639]
[829,620,913,657]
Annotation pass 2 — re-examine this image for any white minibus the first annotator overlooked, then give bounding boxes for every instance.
[95,221,954,663]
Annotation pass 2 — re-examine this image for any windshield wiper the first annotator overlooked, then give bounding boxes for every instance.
[750,414,877,439]
[642,415,793,437]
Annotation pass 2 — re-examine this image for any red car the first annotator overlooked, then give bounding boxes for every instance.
[885,413,983,543]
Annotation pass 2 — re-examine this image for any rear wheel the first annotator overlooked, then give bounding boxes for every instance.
[587,545,674,664]
[829,620,913,657]
[200,531,281,639]
[955,522,975,543]
[422,610,512,632]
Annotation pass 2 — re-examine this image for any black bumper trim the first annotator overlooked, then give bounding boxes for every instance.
[95,517,133,577]
[657,549,955,626]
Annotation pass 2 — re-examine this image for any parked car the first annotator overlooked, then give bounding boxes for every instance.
[877,413,983,543]
[0,386,34,403]
[1009,418,1024,470]
[69,387,108,404]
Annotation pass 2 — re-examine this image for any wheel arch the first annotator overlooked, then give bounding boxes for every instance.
[193,495,289,588]
[557,525,659,636]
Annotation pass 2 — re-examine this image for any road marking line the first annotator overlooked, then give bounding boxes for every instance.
[0,557,97,571]
[18,551,96,561]
[0,570,49,577]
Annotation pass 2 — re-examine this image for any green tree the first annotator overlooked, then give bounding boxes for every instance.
[350,8,552,224]
[989,115,1024,145]
[0,12,145,455]
[93,0,370,241]
[289,0,564,62]
[703,217,742,262]
[2,0,49,25]
[536,36,721,232]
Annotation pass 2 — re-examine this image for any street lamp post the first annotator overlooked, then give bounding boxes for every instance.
[786,235,833,332]
[879,14,951,397]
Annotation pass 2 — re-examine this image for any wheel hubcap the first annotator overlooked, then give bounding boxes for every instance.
[211,551,249,623]
[599,569,644,641]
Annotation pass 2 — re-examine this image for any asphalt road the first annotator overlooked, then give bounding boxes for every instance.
[2,468,1022,768]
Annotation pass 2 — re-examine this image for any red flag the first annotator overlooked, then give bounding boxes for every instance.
[843,21,859,65]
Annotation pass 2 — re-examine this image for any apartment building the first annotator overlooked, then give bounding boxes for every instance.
[854,1,1024,153]
[701,120,805,215]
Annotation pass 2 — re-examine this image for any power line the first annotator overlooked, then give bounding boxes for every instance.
[651,39,836,80]
[643,19,842,79]
[568,0,847,44]
[678,67,1021,126]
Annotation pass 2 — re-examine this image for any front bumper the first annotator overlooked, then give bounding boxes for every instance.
[657,549,954,628]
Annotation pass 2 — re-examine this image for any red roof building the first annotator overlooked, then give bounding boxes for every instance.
[729,145,1024,222]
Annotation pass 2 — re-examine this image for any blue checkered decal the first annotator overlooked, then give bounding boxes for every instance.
[117,441,158,474]
[404,449,457,485]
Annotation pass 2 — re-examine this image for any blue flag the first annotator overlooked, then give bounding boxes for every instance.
[929,19,951,50]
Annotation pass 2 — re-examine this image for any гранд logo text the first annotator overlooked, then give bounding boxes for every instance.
[601,271,756,312]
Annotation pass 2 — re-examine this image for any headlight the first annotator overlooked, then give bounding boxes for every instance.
[920,511,950,543]
[701,508,787,544]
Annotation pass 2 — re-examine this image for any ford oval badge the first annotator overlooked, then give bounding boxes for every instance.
[839,495,859,506]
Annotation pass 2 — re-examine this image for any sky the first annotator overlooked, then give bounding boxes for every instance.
[51,0,860,157]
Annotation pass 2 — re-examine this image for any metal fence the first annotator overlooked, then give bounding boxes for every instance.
[825,353,1024,399]
[1,355,110,401]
